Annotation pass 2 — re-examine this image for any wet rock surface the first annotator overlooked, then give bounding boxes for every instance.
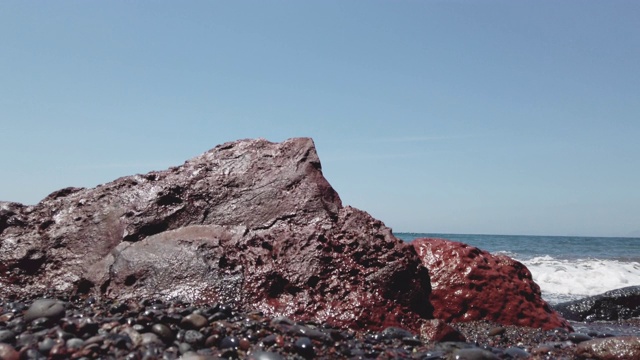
[413,238,571,330]
[2,296,634,359]
[0,138,431,331]
[554,285,640,322]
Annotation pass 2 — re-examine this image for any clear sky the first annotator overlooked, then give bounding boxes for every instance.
[2,1,638,237]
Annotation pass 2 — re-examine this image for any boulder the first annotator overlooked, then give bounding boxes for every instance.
[0,138,432,331]
[554,286,640,321]
[412,238,571,330]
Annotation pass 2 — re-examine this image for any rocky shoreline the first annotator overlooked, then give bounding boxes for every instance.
[2,138,639,359]
[1,295,637,360]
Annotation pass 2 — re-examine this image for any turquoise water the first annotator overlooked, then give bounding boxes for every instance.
[396,233,640,304]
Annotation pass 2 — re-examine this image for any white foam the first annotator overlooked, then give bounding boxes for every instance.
[521,255,640,304]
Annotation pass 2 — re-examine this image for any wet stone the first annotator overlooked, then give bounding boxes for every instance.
[0,343,19,360]
[504,346,531,358]
[151,323,174,343]
[219,336,240,350]
[488,327,506,337]
[24,299,66,322]
[568,332,593,343]
[381,326,413,340]
[183,330,205,345]
[181,313,208,330]
[0,330,16,344]
[294,337,315,358]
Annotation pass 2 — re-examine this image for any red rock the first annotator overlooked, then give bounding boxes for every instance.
[412,238,571,330]
[0,138,432,331]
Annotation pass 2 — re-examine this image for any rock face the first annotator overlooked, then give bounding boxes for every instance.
[554,286,640,321]
[0,138,432,331]
[412,238,571,330]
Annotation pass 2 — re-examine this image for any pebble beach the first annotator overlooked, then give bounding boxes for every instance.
[2,295,639,360]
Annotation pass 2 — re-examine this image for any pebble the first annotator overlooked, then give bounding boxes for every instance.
[183,329,205,345]
[0,295,635,359]
[23,299,65,322]
[568,332,593,343]
[0,330,16,344]
[504,346,531,358]
[181,313,208,330]
[488,326,506,336]
[294,336,315,358]
[0,343,19,360]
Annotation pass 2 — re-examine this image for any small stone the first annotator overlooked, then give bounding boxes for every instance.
[151,323,174,343]
[488,327,506,337]
[140,332,163,346]
[504,347,531,359]
[294,337,315,358]
[248,350,285,360]
[0,330,16,344]
[24,299,66,322]
[38,337,57,355]
[568,332,593,343]
[183,330,204,345]
[219,336,240,350]
[181,313,208,330]
[66,337,84,351]
[381,326,413,339]
[0,343,19,360]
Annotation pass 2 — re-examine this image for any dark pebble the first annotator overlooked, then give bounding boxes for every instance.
[294,336,315,358]
[0,330,16,344]
[151,323,174,343]
[381,326,413,340]
[219,336,240,350]
[568,332,592,343]
[181,313,208,330]
[504,346,531,358]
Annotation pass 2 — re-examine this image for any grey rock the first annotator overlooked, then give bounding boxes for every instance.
[23,299,65,322]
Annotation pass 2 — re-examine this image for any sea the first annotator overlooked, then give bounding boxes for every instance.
[395,233,640,305]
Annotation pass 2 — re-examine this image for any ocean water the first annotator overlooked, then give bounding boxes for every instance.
[395,233,640,305]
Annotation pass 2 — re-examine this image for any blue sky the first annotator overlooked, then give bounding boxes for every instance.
[1,1,638,237]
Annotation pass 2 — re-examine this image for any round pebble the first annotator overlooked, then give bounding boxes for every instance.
[569,332,593,343]
[0,330,16,344]
[0,343,19,360]
[151,323,174,343]
[24,299,66,322]
[181,313,208,330]
[219,336,240,350]
[294,337,315,358]
[183,330,204,345]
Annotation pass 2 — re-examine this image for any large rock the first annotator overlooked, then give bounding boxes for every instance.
[412,238,571,330]
[554,286,640,321]
[0,138,432,331]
